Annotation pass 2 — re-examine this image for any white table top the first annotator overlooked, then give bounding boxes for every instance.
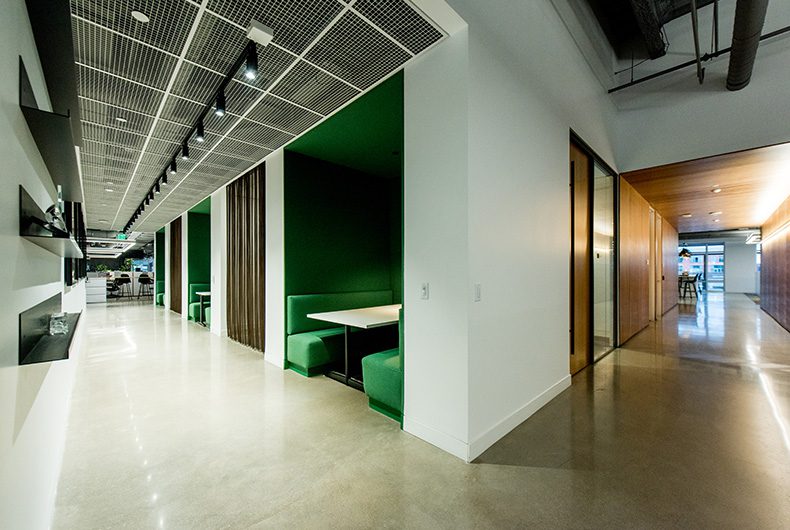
[308,304,401,330]
[196,291,211,296]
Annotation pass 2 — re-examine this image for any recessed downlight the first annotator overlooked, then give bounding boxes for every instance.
[714,219,720,223]
[115,116,128,123]
[711,187,722,194]
[131,10,150,23]
[99,219,108,223]
[709,211,723,215]
[104,188,114,192]
[681,213,693,218]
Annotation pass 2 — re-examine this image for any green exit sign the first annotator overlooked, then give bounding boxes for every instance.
[116,233,127,240]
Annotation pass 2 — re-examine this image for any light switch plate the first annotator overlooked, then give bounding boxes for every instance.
[421,283,430,300]
[474,283,481,302]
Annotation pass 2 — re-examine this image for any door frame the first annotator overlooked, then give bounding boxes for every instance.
[569,131,621,368]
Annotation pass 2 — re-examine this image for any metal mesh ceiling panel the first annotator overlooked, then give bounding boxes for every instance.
[207,0,343,54]
[271,60,360,115]
[305,11,412,89]
[354,0,444,54]
[70,0,445,233]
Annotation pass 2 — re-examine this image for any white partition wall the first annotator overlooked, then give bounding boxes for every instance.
[264,149,286,368]
[164,223,171,310]
[180,212,189,318]
[210,188,227,336]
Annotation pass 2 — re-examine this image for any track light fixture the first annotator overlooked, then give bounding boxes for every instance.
[145,196,150,206]
[161,173,168,186]
[182,141,189,160]
[148,191,154,201]
[244,42,258,80]
[196,120,205,143]
[155,182,161,194]
[170,159,177,174]
[215,87,226,117]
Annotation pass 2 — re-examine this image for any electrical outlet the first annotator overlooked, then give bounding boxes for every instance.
[474,283,482,302]
[420,283,430,300]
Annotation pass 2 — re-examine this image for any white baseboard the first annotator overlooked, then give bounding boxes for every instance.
[403,417,469,461]
[467,375,571,461]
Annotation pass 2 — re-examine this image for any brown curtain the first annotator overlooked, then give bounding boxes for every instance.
[226,164,266,351]
[169,216,182,313]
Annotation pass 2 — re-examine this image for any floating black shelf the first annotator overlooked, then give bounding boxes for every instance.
[19,292,81,365]
[20,185,84,259]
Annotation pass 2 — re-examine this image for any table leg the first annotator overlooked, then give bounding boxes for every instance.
[199,297,205,326]
[344,325,349,386]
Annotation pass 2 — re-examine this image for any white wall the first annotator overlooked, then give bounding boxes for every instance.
[0,0,85,526]
[725,242,758,293]
[210,189,227,336]
[264,149,286,368]
[180,212,189,317]
[164,223,171,309]
[403,30,471,459]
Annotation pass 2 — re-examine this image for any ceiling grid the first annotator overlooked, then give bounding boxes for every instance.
[69,0,446,232]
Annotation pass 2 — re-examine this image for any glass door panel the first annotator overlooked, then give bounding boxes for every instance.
[592,162,615,360]
[706,254,725,291]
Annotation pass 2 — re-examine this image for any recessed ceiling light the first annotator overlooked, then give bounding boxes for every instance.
[99,219,108,223]
[714,219,720,223]
[105,188,114,192]
[681,213,692,218]
[712,187,722,193]
[131,10,150,23]
[709,211,723,215]
[115,116,128,123]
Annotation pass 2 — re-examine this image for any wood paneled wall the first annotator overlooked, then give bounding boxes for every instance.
[226,164,266,351]
[761,194,790,332]
[619,178,651,343]
[570,143,591,374]
[169,216,182,314]
[661,220,679,315]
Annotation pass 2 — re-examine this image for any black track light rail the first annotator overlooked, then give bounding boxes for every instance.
[123,41,258,233]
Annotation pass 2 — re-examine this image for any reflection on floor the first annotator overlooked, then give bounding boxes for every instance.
[55,294,790,528]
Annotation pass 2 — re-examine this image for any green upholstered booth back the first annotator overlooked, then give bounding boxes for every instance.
[156,281,164,294]
[187,211,210,286]
[188,284,211,304]
[155,230,165,294]
[287,290,392,335]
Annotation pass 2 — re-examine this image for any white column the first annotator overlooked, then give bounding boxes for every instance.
[164,224,171,310]
[264,149,286,368]
[210,188,227,336]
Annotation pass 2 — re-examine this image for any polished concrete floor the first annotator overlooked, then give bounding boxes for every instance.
[54,294,790,528]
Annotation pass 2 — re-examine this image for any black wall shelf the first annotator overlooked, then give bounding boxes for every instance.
[19,293,81,365]
[20,185,84,259]
[18,59,83,203]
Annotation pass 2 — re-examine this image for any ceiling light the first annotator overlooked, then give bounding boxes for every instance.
[145,197,150,206]
[99,219,108,223]
[131,10,150,23]
[196,120,205,142]
[155,182,161,194]
[181,140,189,160]
[115,117,128,123]
[105,188,114,192]
[709,211,723,215]
[215,88,226,117]
[161,173,168,186]
[714,219,720,223]
[148,191,154,201]
[712,187,722,193]
[681,213,692,218]
[169,159,177,174]
[244,43,258,80]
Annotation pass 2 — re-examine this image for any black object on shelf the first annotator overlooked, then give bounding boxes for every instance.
[20,185,84,259]
[19,292,81,365]
[18,58,82,203]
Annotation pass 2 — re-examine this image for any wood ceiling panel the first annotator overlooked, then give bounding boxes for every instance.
[622,143,790,233]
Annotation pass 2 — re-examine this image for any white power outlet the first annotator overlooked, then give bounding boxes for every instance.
[420,283,430,300]
[473,283,482,302]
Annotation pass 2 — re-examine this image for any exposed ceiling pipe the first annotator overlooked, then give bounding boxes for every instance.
[690,0,705,84]
[727,0,770,91]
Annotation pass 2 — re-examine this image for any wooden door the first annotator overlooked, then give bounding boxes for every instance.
[655,213,664,318]
[570,143,591,375]
[169,216,182,314]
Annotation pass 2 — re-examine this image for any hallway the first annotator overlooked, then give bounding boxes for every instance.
[54,295,790,528]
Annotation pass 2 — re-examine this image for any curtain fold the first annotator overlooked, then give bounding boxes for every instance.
[226,164,266,351]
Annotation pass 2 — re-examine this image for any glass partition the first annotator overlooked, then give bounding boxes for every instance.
[592,162,615,360]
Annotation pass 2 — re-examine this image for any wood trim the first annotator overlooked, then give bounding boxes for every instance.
[226,164,266,351]
[570,142,591,375]
[169,216,182,314]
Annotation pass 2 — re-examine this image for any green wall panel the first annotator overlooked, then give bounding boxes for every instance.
[155,229,165,293]
[284,152,402,301]
[187,210,211,285]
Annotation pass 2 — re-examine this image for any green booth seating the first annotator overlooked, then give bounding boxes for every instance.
[204,307,211,326]
[286,290,393,377]
[155,281,165,306]
[187,283,211,322]
[362,308,403,422]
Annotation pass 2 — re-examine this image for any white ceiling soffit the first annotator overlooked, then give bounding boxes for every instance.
[71,0,447,232]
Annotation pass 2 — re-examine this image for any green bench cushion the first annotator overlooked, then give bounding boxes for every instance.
[155,293,164,306]
[362,349,402,420]
[188,302,210,322]
[287,327,345,376]
[204,307,211,326]
[286,290,392,335]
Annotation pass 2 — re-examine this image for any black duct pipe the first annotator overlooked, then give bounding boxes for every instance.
[727,0,770,91]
